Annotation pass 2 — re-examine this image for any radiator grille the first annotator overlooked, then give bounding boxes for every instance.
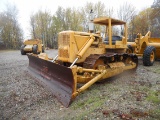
[59,34,70,46]
[58,33,70,58]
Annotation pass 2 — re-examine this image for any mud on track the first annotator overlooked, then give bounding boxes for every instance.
[0,50,160,120]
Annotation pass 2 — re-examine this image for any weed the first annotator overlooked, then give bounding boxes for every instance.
[74,98,105,120]
[71,90,107,120]
[146,90,160,104]
[152,68,160,74]
[149,109,160,119]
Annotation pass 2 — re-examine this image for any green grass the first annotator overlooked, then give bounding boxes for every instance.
[149,109,160,119]
[152,68,160,74]
[69,85,108,120]
[71,89,106,109]
[146,90,160,104]
[73,97,105,120]
[138,86,150,92]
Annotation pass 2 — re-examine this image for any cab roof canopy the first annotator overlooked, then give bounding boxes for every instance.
[93,17,126,26]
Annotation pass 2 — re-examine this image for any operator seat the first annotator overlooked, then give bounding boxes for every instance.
[104,36,122,45]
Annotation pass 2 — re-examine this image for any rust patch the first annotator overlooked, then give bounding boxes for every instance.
[27,54,74,107]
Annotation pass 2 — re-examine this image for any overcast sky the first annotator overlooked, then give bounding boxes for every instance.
[0,0,154,39]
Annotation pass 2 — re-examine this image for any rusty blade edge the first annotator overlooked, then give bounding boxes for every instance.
[27,54,75,107]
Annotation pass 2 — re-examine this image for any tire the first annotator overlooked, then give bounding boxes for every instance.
[20,45,26,55]
[42,46,45,53]
[126,45,133,53]
[143,46,156,66]
[33,45,38,54]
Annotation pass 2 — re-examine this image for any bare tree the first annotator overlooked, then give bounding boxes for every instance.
[117,2,136,23]
[29,10,52,47]
[151,0,160,37]
[30,14,36,39]
[106,7,115,17]
[128,8,152,40]
[117,2,136,40]
[0,3,23,49]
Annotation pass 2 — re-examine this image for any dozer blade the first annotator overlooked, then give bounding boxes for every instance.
[27,54,74,107]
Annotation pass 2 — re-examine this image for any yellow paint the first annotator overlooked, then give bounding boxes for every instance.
[23,39,44,53]
[29,17,138,103]
[127,31,160,58]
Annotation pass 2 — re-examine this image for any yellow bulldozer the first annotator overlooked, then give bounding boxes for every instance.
[26,14,138,107]
[20,39,44,55]
[127,31,160,66]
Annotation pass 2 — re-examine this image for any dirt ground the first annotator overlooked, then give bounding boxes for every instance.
[0,50,160,120]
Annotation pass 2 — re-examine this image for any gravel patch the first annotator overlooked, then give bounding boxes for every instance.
[0,50,159,120]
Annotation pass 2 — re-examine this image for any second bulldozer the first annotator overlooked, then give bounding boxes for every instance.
[21,39,44,55]
[27,16,138,107]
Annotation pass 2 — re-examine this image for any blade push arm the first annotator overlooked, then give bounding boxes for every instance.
[70,35,95,67]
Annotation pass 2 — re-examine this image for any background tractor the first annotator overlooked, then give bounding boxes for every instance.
[26,13,138,107]
[20,39,44,55]
[127,31,160,66]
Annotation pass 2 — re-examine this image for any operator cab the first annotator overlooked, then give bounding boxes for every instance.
[104,36,122,45]
[93,17,127,49]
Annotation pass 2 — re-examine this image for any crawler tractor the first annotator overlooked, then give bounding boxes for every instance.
[21,39,44,55]
[127,31,160,66]
[27,15,138,107]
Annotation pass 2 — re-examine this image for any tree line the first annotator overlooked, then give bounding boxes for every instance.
[29,2,108,48]
[129,0,160,40]
[0,4,23,49]
[0,0,160,49]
